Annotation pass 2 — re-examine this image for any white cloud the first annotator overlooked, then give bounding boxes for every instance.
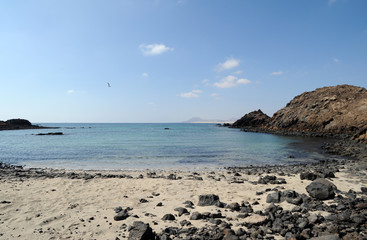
[217,57,240,71]
[328,0,336,6]
[142,73,149,77]
[139,43,173,56]
[179,90,202,98]
[202,79,209,83]
[214,75,251,88]
[148,102,155,105]
[271,71,283,76]
[233,70,243,75]
[67,90,75,94]
[333,58,339,63]
[211,93,218,97]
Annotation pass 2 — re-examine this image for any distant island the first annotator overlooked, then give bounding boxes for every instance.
[183,117,237,124]
[0,119,52,131]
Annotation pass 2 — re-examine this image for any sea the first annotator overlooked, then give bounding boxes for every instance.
[0,123,342,170]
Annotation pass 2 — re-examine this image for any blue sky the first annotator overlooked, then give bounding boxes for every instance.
[1,0,366,123]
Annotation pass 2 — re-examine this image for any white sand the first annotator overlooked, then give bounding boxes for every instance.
[0,167,365,240]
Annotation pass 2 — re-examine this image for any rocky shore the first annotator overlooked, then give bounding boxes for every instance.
[1,156,367,240]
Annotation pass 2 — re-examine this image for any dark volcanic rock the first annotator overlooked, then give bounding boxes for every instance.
[306,178,336,200]
[232,109,270,128]
[174,207,189,216]
[128,221,156,240]
[300,171,318,180]
[198,194,220,206]
[5,119,31,126]
[0,118,55,131]
[34,132,63,136]
[162,214,176,221]
[114,209,130,221]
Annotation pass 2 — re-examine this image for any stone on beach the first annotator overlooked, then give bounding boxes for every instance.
[243,214,268,226]
[198,194,220,206]
[306,178,337,200]
[114,209,130,221]
[128,221,156,240]
[162,214,176,221]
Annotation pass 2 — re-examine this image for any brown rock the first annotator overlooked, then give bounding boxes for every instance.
[267,85,367,134]
[232,109,270,128]
[243,214,268,225]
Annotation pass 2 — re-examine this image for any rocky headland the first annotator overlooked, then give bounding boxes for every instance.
[231,85,367,160]
[0,119,53,131]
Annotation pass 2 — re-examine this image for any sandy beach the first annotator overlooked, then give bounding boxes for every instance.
[1,159,367,240]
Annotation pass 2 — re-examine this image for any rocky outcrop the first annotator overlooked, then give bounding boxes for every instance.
[232,85,367,142]
[0,118,53,131]
[232,109,270,128]
[5,119,32,126]
[267,85,367,135]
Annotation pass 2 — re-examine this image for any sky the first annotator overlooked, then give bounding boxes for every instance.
[1,0,366,123]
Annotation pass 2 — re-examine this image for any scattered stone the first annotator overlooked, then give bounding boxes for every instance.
[174,207,189,216]
[300,171,318,180]
[190,212,203,220]
[243,214,268,226]
[114,209,129,221]
[226,202,240,211]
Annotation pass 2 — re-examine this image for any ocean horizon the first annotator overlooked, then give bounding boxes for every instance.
[0,123,343,170]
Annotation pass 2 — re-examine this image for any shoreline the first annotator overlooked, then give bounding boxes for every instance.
[1,154,367,239]
[1,128,367,239]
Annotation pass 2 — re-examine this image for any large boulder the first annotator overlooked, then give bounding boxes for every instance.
[232,109,270,128]
[198,194,220,206]
[128,221,156,240]
[267,85,367,134]
[306,178,337,200]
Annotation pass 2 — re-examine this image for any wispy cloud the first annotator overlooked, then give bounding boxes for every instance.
[233,70,243,75]
[211,93,218,97]
[214,75,251,88]
[142,73,149,77]
[271,71,283,76]
[179,89,202,98]
[139,43,173,56]
[328,0,336,6]
[333,58,339,63]
[217,57,240,71]
[67,90,75,94]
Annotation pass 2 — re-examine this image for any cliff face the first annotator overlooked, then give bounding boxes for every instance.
[267,85,367,135]
[232,110,270,128]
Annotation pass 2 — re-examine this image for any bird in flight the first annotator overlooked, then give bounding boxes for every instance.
[107,82,111,87]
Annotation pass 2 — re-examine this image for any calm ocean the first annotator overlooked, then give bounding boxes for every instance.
[0,123,340,170]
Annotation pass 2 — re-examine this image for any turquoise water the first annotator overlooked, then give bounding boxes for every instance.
[0,123,337,170]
